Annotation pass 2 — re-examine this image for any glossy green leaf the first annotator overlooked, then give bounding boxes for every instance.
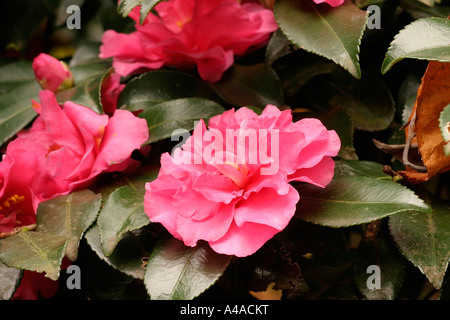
[295,160,430,227]
[85,224,150,280]
[118,70,222,111]
[0,230,67,281]
[381,17,450,74]
[328,73,395,132]
[274,0,368,79]
[209,63,284,107]
[320,107,358,160]
[0,261,22,300]
[55,61,111,114]
[98,185,152,257]
[353,238,405,300]
[93,166,160,200]
[300,72,395,132]
[439,104,450,156]
[0,61,37,94]
[36,190,102,261]
[118,0,162,23]
[0,61,40,146]
[273,51,340,98]
[144,235,232,300]
[265,30,290,66]
[139,0,161,24]
[138,97,225,143]
[388,202,450,289]
[68,41,103,68]
[400,0,450,19]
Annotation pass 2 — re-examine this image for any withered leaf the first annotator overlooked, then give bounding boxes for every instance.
[398,61,450,183]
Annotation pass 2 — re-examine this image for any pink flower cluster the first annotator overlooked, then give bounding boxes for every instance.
[1,54,148,300]
[144,105,340,257]
[0,54,147,234]
[99,0,278,82]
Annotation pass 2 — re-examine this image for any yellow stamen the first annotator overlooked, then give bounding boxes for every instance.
[2,194,25,209]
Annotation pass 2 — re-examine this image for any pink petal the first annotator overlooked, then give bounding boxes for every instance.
[288,156,336,187]
[192,170,243,204]
[234,185,299,230]
[175,200,235,247]
[99,30,163,77]
[209,220,280,257]
[37,91,83,152]
[94,109,149,172]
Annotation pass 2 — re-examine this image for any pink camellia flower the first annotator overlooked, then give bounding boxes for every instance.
[32,53,74,93]
[4,89,148,205]
[0,150,40,233]
[313,0,345,7]
[144,105,340,257]
[99,0,278,82]
[0,90,147,299]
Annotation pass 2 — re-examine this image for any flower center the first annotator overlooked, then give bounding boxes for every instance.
[221,162,248,188]
[0,194,25,214]
[1,194,25,209]
[0,194,26,228]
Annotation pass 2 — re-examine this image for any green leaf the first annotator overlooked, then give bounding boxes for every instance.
[84,224,149,280]
[138,97,225,143]
[0,61,40,146]
[328,73,395,132]
[265,30,291,66]
[139,0,162,24]
[273,51,340,98]
[36,190,102,261]
[117,0,144,17]
[68,41,103,68]
[295,160,430,227]
[0,261,22,300]
[0,230,67,281]
[144,235,231,300]
[98,185,151,257]
[400,0,450,19]
[388,202,450,289]
[300,72,395,132]
[0,61,37,94]
[118,70,222,111]
[381,17,450,74]
[274,0,368,79]
[55,61,111,114]
[93,166,160,200]
[208,63,284,108]
[118,0,162,22]
[353,238,405,300]
[320,107,358,160]
[439,104,450,156]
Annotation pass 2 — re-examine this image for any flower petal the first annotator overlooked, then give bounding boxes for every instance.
[94,109,149,172]
[234,185,299,230]
[209,220,280,257]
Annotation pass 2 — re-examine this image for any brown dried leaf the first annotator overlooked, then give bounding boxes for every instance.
[399,61,450,183]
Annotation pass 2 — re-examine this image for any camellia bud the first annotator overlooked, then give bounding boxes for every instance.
[32,53,74,93]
